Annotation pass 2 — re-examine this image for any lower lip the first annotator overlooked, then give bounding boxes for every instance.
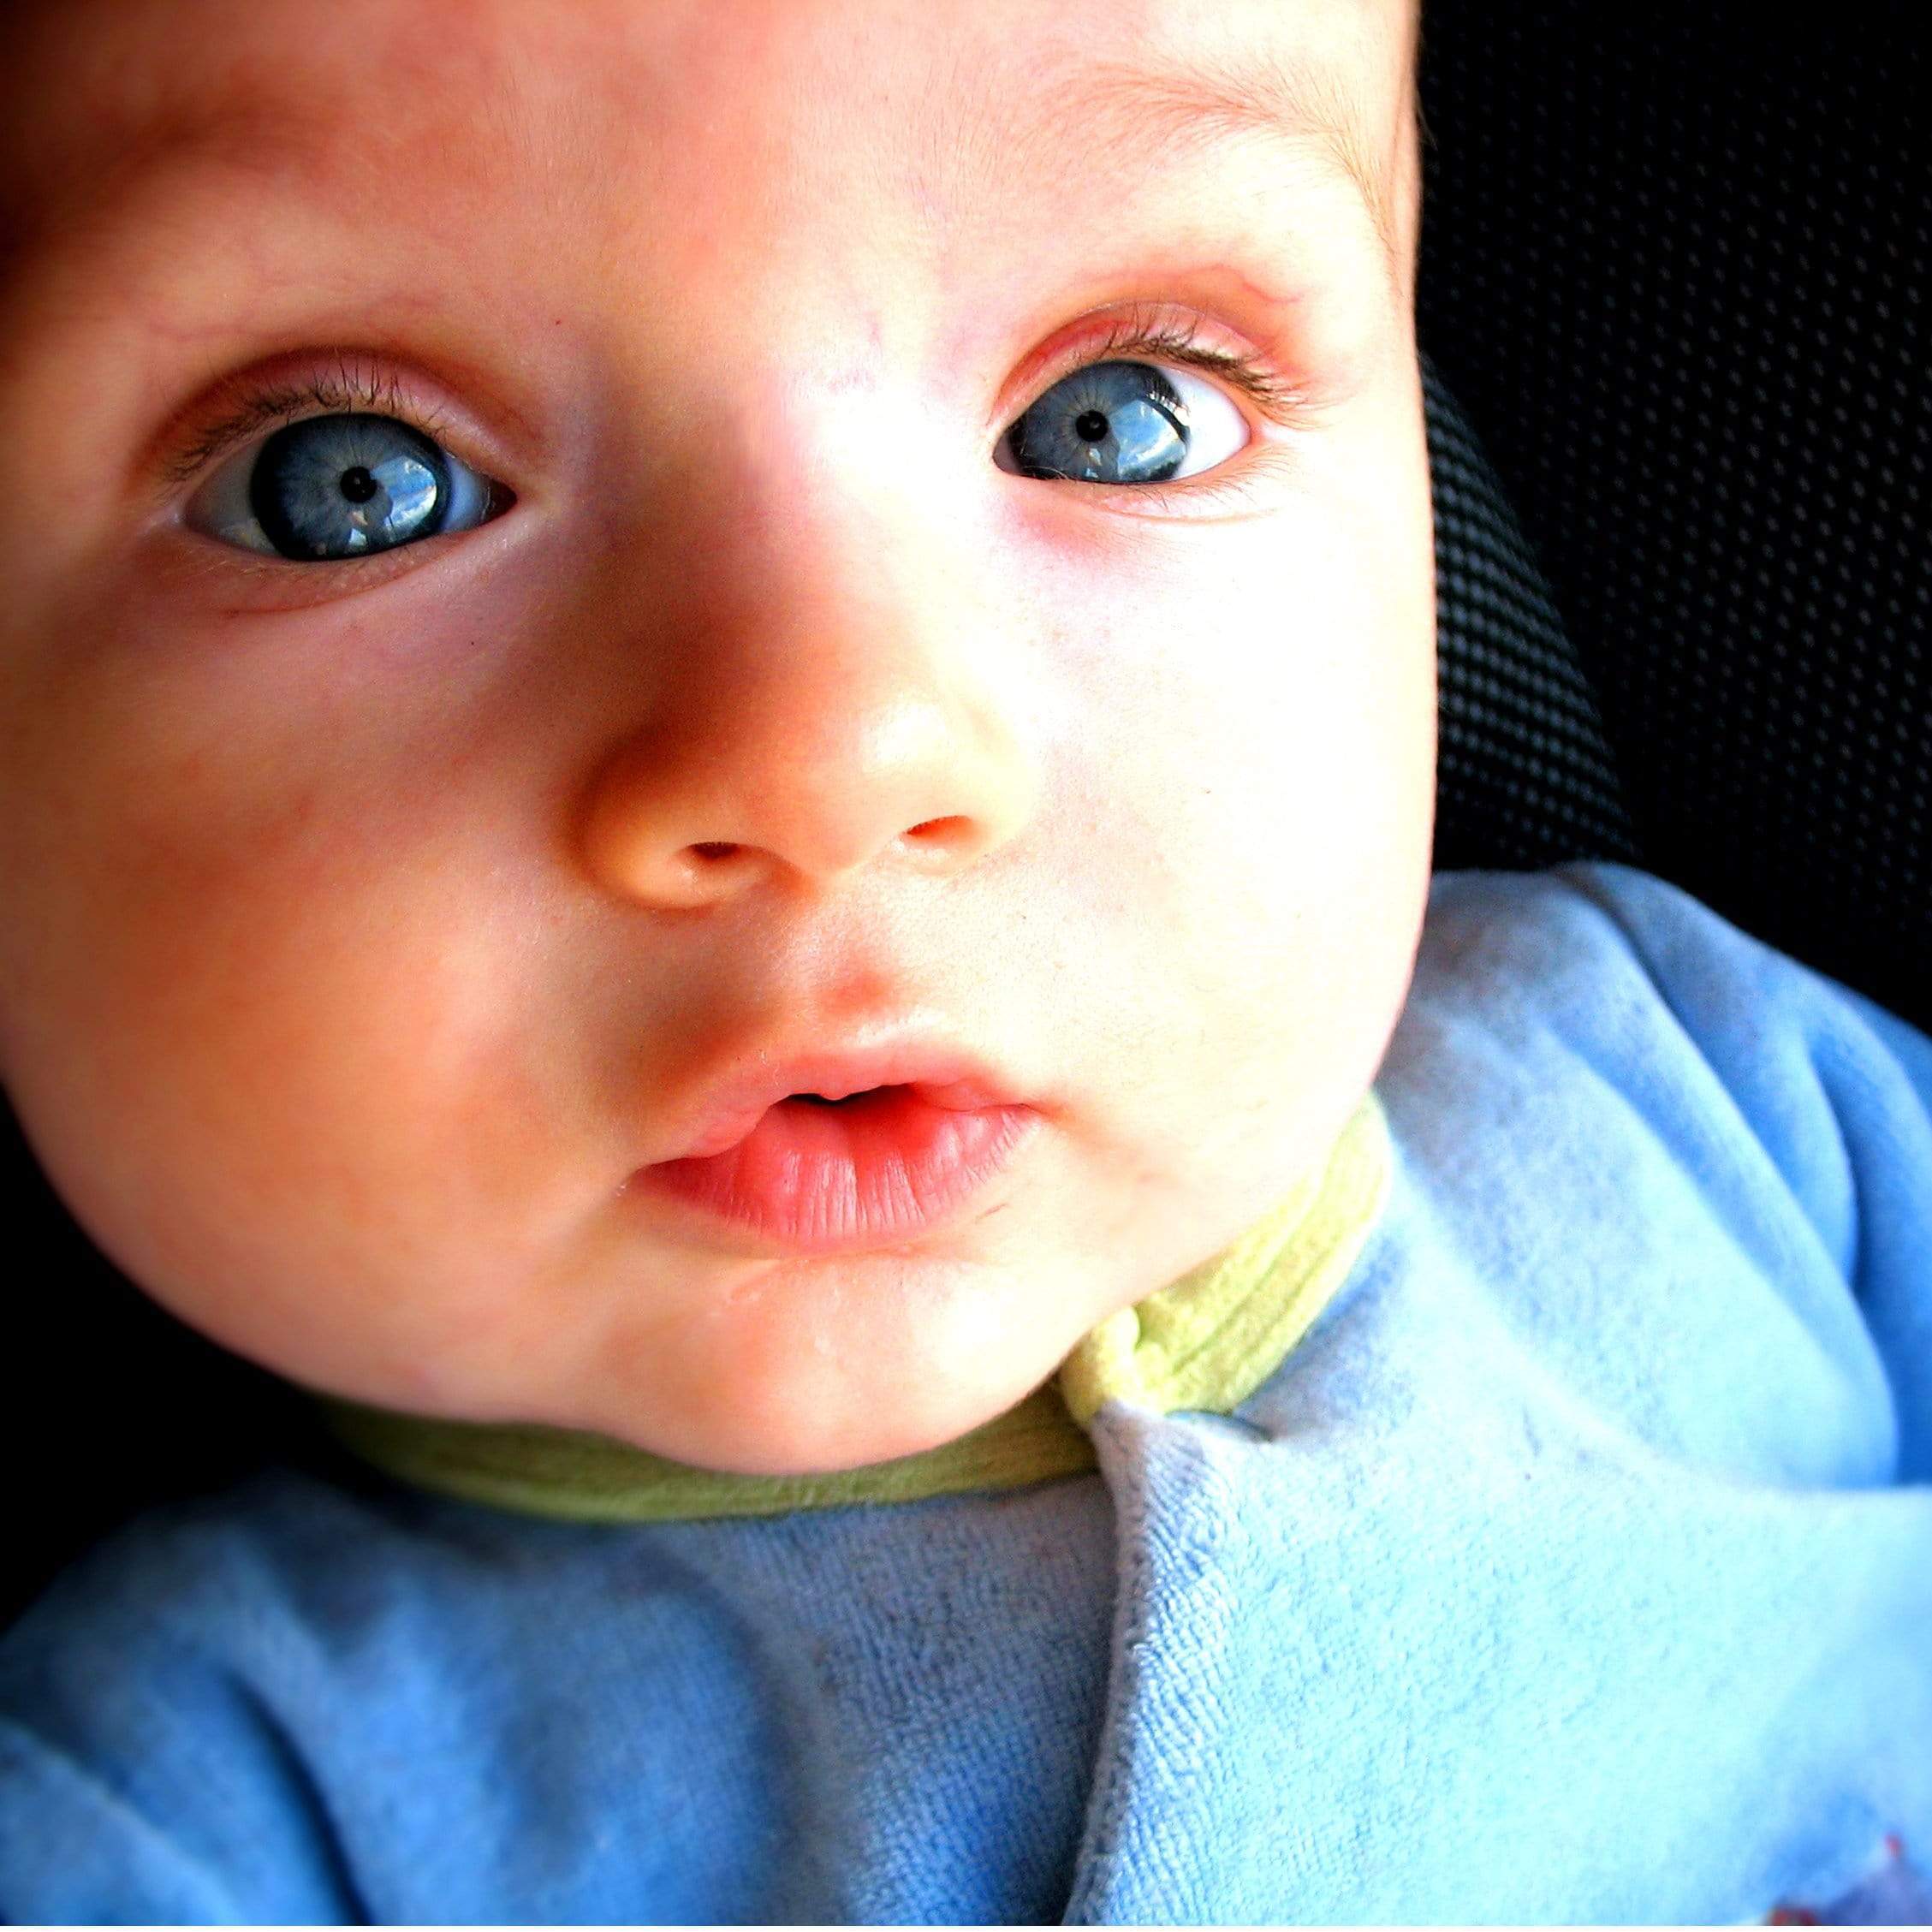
[636,1087,1038,1253]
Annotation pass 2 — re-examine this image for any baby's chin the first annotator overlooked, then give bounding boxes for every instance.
[525,1246,1118,1478]
[591,1364,1052,1479]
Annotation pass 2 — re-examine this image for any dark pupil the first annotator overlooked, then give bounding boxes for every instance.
[249,414,450,561]
[1004,360,1190,485]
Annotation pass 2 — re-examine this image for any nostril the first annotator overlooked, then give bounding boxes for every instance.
[689,841,740,862]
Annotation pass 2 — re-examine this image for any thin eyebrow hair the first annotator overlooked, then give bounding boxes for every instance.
[1097,53,1399,276]
[933,44,1400,287]
[1,39,1406,309]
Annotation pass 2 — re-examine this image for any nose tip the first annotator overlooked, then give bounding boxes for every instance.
[688,811,991,878]
[588,815,1005,910]
[579,703,1037,910]
[652,815,989,904]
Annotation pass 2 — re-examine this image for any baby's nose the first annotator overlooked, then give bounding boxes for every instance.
[581,683,1031,907]
[576,509,1039,910]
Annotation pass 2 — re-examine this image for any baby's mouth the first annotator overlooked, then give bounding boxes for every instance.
[633,1078,1040,1254]
[654,1043,1031,1162]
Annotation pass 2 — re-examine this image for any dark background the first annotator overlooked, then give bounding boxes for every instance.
[1417,0,1930,1036]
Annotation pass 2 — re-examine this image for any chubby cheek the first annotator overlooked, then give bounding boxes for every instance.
[1028,480,1432,1226]
[0,592,591,1406]
[27,851,576,1402]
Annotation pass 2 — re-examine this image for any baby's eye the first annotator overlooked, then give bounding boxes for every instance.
[185,413,508,560]
[994,360,1248,486]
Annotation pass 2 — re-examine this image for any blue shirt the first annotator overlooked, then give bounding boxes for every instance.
[3,862,1930,1923]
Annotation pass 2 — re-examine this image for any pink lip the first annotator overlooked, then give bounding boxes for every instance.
[634,1043,1040,1254]
[638,1088,1037,1253]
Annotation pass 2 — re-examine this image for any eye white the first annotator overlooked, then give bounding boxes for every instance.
[1159,365,1250,479]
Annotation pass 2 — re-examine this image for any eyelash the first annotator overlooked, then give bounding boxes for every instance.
[1036,305,1303,424]
[1012,306,1310,515]
[162,313,1304,522]
[160,356,456,490]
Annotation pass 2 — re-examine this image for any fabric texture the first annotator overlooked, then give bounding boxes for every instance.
[318,1097,1389,1522]
[3,863,1930,1923]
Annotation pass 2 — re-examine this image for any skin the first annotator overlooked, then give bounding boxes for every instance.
[0,0,1432,1476]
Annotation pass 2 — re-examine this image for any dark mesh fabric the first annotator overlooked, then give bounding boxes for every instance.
[1417,0,1932,1032]
[1425,354,1642,871]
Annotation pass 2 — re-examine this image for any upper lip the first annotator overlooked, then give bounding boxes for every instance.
[652,1034,1034,1162]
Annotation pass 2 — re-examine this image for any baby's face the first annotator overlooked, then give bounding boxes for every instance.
[0,0,1431,1474]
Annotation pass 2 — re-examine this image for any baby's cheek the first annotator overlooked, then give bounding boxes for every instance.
[3,756,576,1398]
[1097,494,1428,1182]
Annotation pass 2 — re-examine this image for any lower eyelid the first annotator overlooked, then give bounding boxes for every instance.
[148,516,509,615]
[1028,442,1302,523]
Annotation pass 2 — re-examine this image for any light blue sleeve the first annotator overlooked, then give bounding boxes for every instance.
[0,1502,365,1923]
[1556,860,1932,1480]
[1063,863,1932,1924]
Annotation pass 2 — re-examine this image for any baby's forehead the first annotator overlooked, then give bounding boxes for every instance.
[3,0,1406,308]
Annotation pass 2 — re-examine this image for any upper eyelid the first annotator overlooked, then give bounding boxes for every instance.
[1097,338,1284,422]
[163,392,447,487]
[1006,315,1308,435]
[152,357,474,496]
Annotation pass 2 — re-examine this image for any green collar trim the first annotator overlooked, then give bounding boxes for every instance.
[319,1093,1391,1524]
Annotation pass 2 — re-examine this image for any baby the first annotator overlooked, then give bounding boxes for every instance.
[1,0,1929,1921]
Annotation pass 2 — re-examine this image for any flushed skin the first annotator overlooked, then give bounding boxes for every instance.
[0,0,1432,1474]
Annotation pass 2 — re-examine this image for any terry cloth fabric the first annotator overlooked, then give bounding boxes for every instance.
[316,1097,1391,1522]
[2,861,1930,1924]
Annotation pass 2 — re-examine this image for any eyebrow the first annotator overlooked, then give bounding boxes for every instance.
[942,46,1401,284]
[0,41,1404,313]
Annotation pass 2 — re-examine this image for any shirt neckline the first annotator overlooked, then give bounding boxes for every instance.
[318,1094,1390,1523]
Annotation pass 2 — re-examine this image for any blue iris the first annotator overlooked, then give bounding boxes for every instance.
[1003,360,1191,484]
[247,414,452,560]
